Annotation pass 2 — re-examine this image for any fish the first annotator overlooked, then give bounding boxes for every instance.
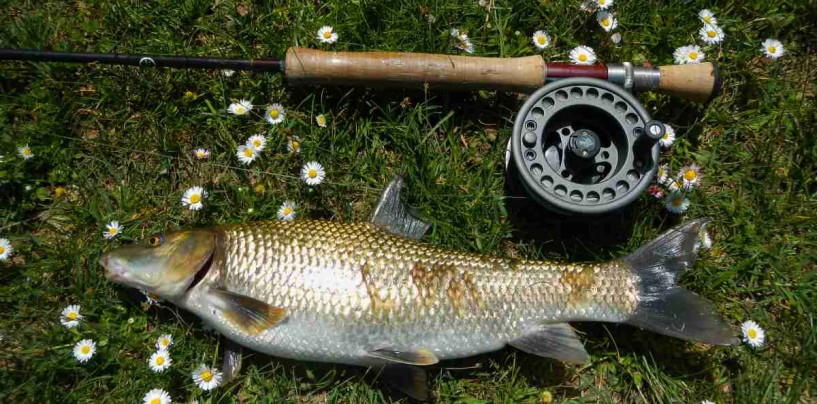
[99,177,736,400]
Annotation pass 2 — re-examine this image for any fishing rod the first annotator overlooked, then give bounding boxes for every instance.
[0,47,720,103]
[1,47,721,215]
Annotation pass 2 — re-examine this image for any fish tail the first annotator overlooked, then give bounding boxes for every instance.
[623,219,738,346]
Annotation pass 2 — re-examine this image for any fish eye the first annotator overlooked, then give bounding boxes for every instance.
[147,234,163,248]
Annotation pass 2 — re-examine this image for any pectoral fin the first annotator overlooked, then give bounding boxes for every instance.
[509,323,590,364]
[208,288,286,335]
[368,347,439,366]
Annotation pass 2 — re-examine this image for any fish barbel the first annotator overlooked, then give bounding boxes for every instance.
[100,180,735,399]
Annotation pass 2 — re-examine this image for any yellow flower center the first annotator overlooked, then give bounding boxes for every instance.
[537,36,546,44]
[684,170,697,181]
[269,109,280,119]
[243,148,254,158]
[323,30,332,39]
[672,198,683,206]
[308,169,318,178]
[55,187,65,196]
[81,346,90,354]
[160,339,168,347]
[156,356,164,365]
[235,106,246,114]
[703,16,711,24]
[768,46,776,53]
[0,246,5,254]
[68,312,77,320]
[23,149,31,156]
[108,227,118,234]
[291,140,300,149]
[151,398,161,404]
[689,52,698,60]
[602,18,610,27]
[748,329,757,339]
[578,54,587,62]
[253,139,262,147]
[202,370,213,382]
[599,0,605,5]
[662,133,670,140]
[189,194,201,204]
[707,30,716,38]
[283,207,292,215]
[317,116,326,125]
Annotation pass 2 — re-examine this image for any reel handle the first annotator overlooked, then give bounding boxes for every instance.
[285,47,721,103]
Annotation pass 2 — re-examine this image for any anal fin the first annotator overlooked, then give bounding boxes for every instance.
[509,323,590,364]
[368,347,439,366]
[208,288,286,335]
[378,364,429,401]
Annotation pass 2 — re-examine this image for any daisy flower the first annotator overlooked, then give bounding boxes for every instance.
[287,136,301,154]
[182,186,206,211]
[60,304,83,329]
[667,179,682,192]
[265,103,285,124]
[236,144,258,165]
[192,364,223,391]
[456,38,475,53]
[315,114,328,128]
[741,320,765,348]
[73,339,96,363]
[659,125,676,148]
[698,229,713,250]
[665,192,690,214]
[699,24,725,45]
[595,0,613,9]
[656,164,669,185]
[531,30,551,49]
[698,9,717,26]
[222,69,235,77]
[679,164,702,189]
[300,161,326,186]
[156,334,173,350]
[569,46,597,65]
[103,220,122,239]
[277,200,297,221]
[648,185,665,199]
[0,238,13,261]
[247,134,267,152]
[193,148,211,159]
[18,144,33,160]
[142,388,172,404]
[597,11,618,32]
[227,99,253,116]
[317,26,338,44]
[611,32,622,45]
[761,39,785,59]
[677,45,705,64]
[148,349,172,372]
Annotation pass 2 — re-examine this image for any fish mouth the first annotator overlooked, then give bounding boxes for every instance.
[99,253,128,283]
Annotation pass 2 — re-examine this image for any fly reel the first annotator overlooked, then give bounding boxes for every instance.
[506,78,665,215]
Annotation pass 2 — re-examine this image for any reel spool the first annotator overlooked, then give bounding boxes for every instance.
[507,78,664,215]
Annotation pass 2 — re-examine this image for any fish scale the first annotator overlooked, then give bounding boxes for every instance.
[202,219,638,364]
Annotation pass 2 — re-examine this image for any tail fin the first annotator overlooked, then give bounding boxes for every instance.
[624,219,738,346]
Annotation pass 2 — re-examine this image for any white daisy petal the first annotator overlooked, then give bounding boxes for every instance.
[287,136,301,154]
[761,39,785,59]
[181,186,206,211]
[277,200,297,221]
[265,103,285,124]
[596,11,618,32]
[699,24,725,45]
[222,69,235,77]
[103,220,122,239]
[317,26,338,44]
[247,134,267,152]
[315,114,328,128]
[0,238,14,261]
[569,45,596,65]
[236,144,258,165]
[698,9,718,26]
[531,30,551,49]
[300,161,326,186]
[659,125,676,148]
[741,320,765,348]
[596,0,613,9]
[60,304,83,329]
[73,339,96,363]
[18,145,33,160]
[192,364,223,391]
[656,164,669,185]
[227,99,253,116]
[679,164,702,189]
[156,334,174,350]
[142,388,172,404]
[665,192,690,214]
[148,349,172,372]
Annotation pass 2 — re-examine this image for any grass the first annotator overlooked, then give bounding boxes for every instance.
[1,0,815,402]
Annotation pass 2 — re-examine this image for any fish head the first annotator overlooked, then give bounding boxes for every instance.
[100,230,216,300]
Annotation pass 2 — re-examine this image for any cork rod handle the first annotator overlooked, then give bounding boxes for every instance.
[284,47,546,93]
[657,63,721,104]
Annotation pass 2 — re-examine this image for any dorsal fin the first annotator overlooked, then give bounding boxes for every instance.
[370,176,430,240]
